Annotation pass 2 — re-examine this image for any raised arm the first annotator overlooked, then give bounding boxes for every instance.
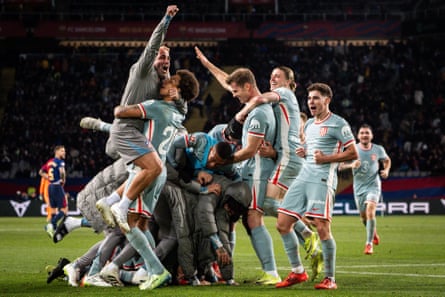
[135,5,179,78]
[195,46,231,91]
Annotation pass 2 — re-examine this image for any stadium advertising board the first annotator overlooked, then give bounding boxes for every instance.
[0,176,443,217]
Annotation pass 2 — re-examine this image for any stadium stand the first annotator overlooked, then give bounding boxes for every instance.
[0,1,443,179]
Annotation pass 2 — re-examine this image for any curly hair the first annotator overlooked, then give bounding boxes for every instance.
[176,69,200,102]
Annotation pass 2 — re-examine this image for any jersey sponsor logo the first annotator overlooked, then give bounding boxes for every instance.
[249,119,261,130]
[341,125,353,138]
[10,200,31,217]
[320,126,328,136]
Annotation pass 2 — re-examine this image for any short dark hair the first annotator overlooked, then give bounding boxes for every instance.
[215,141,233,160]
[359,123,373,131]
[225,68,257,87]
[54,145,65,153]
[176,69,200,102]
[307,82,333,99]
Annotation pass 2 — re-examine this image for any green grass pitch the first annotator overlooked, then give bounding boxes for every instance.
[0,215,444,297]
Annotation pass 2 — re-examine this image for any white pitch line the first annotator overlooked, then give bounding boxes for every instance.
[277,263,445,270]
[336,270,445,278]
[337,263,445,268]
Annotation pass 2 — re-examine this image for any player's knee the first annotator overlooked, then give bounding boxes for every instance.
[263,198,279,217]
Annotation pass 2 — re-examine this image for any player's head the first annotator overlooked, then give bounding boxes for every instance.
[357,124,373,145]
[54,145,66,159]
[154,45,171,80]
[176,69,200,102]
[270,66,297,92]
[206,141,233,169]
[223,118,243,143]
[223,181,251,222]
[226,68,257,104]
[307,82,333,117]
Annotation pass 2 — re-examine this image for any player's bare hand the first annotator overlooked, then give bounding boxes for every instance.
[235,111,247,123]
[216,247,231,266]
[351,160,361,169]
[168,87,179,100]
[195,46,209,66]
[295,147,306,158]
[313,149,325,164]
[380,169,389,179]
[166,5,179,17]
[259,141,276,159]
[207,183,222,196]
[197,171,213,185]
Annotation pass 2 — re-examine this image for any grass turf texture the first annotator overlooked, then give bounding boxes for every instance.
[0,216,444,297]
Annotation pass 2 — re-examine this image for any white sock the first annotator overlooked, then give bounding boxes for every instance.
[105,191,121,205]
[265,270,279,277]
[118,196,131,210]
[291,265,305,274]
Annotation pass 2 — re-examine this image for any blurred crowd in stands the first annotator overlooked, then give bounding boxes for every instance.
[0,38,444,179]
[1,0,441,22]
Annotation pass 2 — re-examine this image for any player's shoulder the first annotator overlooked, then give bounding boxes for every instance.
[253,102,273,115]
[328,112,352,127]
[273,87,296,99]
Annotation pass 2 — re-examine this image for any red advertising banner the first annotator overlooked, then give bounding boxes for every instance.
[33,21,251,39]
[254,20,401,39]
[2,20,401,40]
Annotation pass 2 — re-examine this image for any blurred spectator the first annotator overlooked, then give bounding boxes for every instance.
[0,39,443,178]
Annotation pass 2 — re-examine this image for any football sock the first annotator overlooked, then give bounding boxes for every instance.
[52,211,65,229]
[250,225,277,273]
[126,227,164,275]
[321,238,336,279]
[229,231,236,254]
[294,220,312,245]
[105,191,121,205]
[281,231,303,270]
[100,122,111,132]
[366,218,376,244]
[117,195,131,211]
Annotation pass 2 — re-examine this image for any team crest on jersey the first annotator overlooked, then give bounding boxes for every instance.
[320,126,328,136]
[249,119,261,130]
[371,154,377,161]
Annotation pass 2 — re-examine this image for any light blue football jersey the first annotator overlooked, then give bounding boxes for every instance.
[352,143,389,196]
[299,112,355,190]
[271,87,302,160]
[138,100,185,162]
[240,103,276,180]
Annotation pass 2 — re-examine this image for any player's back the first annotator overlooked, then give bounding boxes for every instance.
[241,103,276,180]
[272,87,302,154]
[140,100,184,162]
